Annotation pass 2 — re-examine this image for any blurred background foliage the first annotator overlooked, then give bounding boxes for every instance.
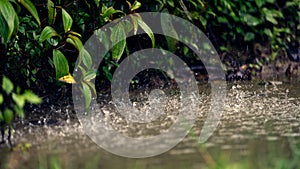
[0,0,299,97]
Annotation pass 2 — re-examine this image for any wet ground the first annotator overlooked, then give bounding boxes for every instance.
[1,78,300,169]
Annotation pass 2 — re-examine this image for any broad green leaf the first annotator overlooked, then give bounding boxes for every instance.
[12,10,19,36]
[130,14,138,34]
[81,82,92,111]
[0,0,18,41]
[0,94,3,104]
[244,32,255,41]
[80,49,92,69]
[62,8,73,32]
[53,49,69,79]
[183,46,189,55]
[47,0,56,25]
[78,65,86,77]
[254,0,264,8]
[199,16,207,27]
[12,93,25,108]
[101,6,124,22]
[123,19,134,34]
[131,1,141,11]
[66,37,76,48]
[102,66,112,81]
[166,0,174,7]
[39,26,58,42]
[4,108,13,124]
[23,90,42,104]
[2,76,14,95]
[83,70,96,81]
[217,16,228,23]
[84,80,96,95]
[95,29,110,50]
[110,24,126,61]
[135,15,155,47]
[19,0,40,26]
[265,14,278,25]
[14,105,25,119]
[8,0,21,13]
[0,13,9,45]
[264,28,273,37]
[67,34,83,51]
[161,14,178,52]
[102,6,124,18]
[243,14,260,26]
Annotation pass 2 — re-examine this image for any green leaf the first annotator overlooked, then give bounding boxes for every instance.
[78,65,86,76]
[2,76,14,95]
[12,93,25,108]
[53,49,69,79]
[166,0,174,7]
[244,32,255,41]
[83,70,96,81]
[243,14,260,26]
[80,48,92,68]
[4,108,13,124]
[0,94,3,104]
[265,14,278,25]
[23,90,42,104]
[13,105,25,119]
[95,29,110,50]
[254,0,264,8]
[84,80,96,95]
[199,16,207,27]
[18,0,40,26]
[47,0,56,25]
[0,0,18,41]
[102,7,124,17]
[8,0,21,14]
[110,24,126,61]
[0,13,9,45]
[66,34,83,51]
[101,6,124,22]
[134,15,155,47]
[123,19,134,34]
[81,82,92,111]
[130,15,138,35]
[62,8,73,33]
[264,28,273,37]
[217,17,228,23]
[39,26,58,43]
[131,1,141,11]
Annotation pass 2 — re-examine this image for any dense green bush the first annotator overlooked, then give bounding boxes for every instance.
[155,0,299,68]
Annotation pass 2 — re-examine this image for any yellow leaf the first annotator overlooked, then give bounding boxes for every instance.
[59,73,76,84]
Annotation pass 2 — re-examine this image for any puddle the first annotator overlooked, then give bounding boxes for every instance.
[1,80,300,168]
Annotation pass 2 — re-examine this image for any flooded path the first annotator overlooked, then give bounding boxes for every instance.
[1,80,300,169]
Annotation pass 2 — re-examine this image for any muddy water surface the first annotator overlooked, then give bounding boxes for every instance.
[1,80,300,169]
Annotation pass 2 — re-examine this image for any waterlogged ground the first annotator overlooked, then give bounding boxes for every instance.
[1,79,300,169]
